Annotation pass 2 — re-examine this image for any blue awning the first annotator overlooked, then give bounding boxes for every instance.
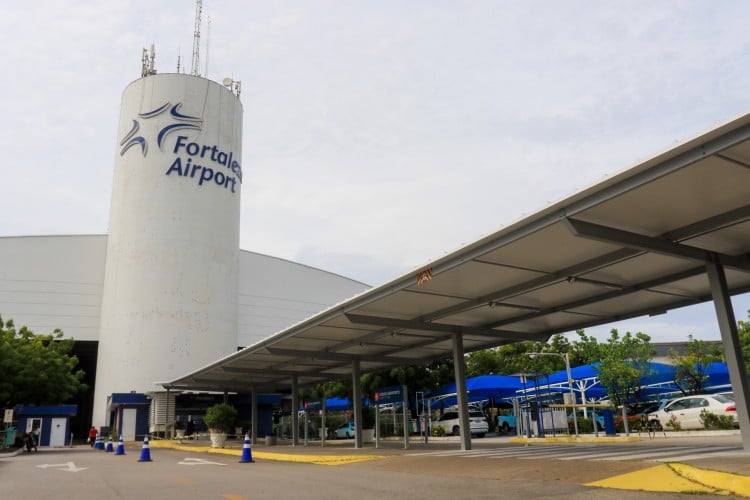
[17,405,78,416]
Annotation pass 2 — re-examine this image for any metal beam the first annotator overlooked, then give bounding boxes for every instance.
[423,248,640,322]
[265,346,403,363]
[716,153,750,170]
[425,204,750,324]
[663,204,750,241]
[564,218,750,271]
[221,366,327,377]
[345,313,547,341]
[486,266,706,329]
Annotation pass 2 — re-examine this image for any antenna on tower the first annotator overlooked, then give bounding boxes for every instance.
[177,45,182,73]
[141,44,157,77]
[191,0,202,76]
[204,16,211,78]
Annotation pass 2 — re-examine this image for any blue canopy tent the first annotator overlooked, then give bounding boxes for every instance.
[517,363,608,403]
[323,397,351,411]
[515,362,684,403]
[427,375,524,409]
[702,362,731,393]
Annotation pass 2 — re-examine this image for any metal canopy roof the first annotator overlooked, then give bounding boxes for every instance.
[162,112,750,394]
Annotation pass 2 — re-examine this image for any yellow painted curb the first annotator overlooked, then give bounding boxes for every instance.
[149,440,385,466]
[586,464,718,494]
[669,463,750,498]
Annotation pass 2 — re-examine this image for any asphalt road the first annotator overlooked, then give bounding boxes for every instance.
[2,437,746,499]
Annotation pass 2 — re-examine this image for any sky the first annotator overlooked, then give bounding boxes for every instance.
[1,1,749,344]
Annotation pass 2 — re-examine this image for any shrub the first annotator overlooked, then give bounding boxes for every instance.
[431,425,446,437]
[700,410,734,430]
[203,403,237,433]
[665,414,682,431]
[573,418,595,434]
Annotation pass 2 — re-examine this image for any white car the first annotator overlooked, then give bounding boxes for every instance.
[434,410,489,437]
[647,394,737,430]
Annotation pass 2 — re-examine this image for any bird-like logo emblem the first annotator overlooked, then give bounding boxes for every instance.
[119,102,202,156]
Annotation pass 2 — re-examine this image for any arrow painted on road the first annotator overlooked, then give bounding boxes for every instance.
[178,457,227,466]
[36,462,88,472]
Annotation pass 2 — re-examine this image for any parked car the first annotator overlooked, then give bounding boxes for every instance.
[615,401,665,429]
[497,414,516,433]
[334,421,355,439]
[647,394,737,430]
[434,410,489,437]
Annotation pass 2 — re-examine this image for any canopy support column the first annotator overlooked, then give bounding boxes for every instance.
[250,386,258,446]
[452,332,471,451]
[291,375,299,446]
[352,359,363,449]
[706,262,750,452]
[166,388,171,440]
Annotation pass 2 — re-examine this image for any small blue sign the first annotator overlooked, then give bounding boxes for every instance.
[305,400,322,411]
[375,385,404,405]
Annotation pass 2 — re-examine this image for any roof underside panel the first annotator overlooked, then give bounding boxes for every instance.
[163,112,750,393]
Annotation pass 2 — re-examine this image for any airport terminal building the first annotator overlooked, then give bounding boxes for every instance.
[0,68,368,440]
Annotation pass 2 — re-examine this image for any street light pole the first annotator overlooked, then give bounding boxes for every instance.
[563,353,579,438]
[528,352,579,438]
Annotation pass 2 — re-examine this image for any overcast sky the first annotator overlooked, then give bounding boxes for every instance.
[1,1,749,343]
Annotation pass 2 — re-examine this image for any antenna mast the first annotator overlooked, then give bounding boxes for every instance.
[204,16,211,78]
[141,44,156,77]
[191,0,202,76]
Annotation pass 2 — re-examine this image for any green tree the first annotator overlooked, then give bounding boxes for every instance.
[571,329,602,366]
[466,341,555,377]
[669,335,724,395]
[582,329,655,406]
[0,316,87,406]
[739,310,750,375]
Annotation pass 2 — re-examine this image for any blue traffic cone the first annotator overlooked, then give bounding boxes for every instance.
[105,436,114,452]
[95,436,105,450]
[115,435,125,455]
[239,433,254,463]
[137,435,152,462]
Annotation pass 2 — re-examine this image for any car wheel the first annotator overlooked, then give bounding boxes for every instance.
[452,426,460,436]
[476,433,485,438]
[501,422,510,433]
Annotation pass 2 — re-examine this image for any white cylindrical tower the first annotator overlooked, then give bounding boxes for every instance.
[93,73,243,425]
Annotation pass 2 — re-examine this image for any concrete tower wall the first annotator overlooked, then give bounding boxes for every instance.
[93,74,243,424]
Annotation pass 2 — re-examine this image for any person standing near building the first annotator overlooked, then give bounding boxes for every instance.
[88,426,98,447]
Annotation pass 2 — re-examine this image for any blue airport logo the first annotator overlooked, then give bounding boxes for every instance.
[119,102,242,194]
[120,102,202,156]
